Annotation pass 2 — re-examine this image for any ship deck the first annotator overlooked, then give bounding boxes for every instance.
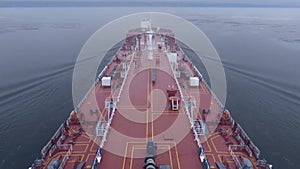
[35,29,265,169]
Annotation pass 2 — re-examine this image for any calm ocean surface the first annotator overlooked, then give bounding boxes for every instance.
[0,7,300,169]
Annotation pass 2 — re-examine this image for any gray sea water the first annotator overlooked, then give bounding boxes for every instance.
[0,7,300,169]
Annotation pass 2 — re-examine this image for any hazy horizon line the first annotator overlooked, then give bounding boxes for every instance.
[1,1,300,8]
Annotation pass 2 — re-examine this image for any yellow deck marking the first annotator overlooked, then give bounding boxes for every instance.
[73,136,91,143]
[134,145,168,149]
[151,113,154,140]
[203,135,212,152]
[146,107,149,142]
[146,63,150,143]
[150,63,154,140]
[211,137,222,154]
[85,153,95,162]
[89,138,99,153]
[72,143,89,153]
[116,106,147,109]
[152,110,182,113]
[174,143,181,169]
[122,142,129,169]
[210,135,229,154]
[217,154,226,162]
[125,141,177,169]
[150,57,153,108]
[102,108,108,120]
[205,153,217,163]
[218,154,235,163]
[168,145,174,169]
[219,154,259,169]
[200,82,209,94]
[206,139,212,152]
[43,152,65,166]
[203,154,217,169]
[145,60,153,142]
[132,145,171,168]
[208,134,259,169]
[129,146,135,169]
[218,154,239,162]
[68,154,84,162]
[125,141,147,144]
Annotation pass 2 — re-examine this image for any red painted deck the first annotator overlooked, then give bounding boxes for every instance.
[33,27,267,169]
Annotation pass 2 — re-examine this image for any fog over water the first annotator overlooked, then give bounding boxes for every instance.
[0,7,299,169]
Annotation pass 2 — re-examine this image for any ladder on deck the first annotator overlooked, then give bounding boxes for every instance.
[171,98,179,110]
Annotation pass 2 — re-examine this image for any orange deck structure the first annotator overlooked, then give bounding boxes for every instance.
[30,21,271,169]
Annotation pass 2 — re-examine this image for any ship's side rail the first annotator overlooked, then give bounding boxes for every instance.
[76,44,123,112]
[90,46,137,169]
[41,122,66,158]
[74,65,107,113]
[116,50,136,101]
[30,42,124,169]
[167,52,210,169]
[66,45,125,169]
[229,145,242,169]
[34,121,73,169]
[177,44,272,168]
[57,145,73,169]
[192,65,224,110]
[177,43,225,110]
[234,122,261,159]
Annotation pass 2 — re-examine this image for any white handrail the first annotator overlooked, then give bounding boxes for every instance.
[58,145,73,169]
[229,145,242,169]
[92,47,137,168]
[193,65,224,110]
[76,65,108,111]
[166,54,202,149]
[117,50,136,101]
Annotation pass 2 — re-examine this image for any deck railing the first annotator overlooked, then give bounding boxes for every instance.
[91,46,137,169]
[166,52,212,168]
[76,44,123,112]
[177,43,224,110]
[235,123,261,159]
[179,46,270,167]
[229,145,242,169]
[116,50,136,101]
[193,65,224,110]
[31,41,134,168]
[167,50,202,147]
[76,65,108,112]
[58,145,73,169]
[41,123,65,158]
